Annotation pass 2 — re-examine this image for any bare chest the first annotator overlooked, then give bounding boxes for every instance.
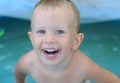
[30,67,86,83]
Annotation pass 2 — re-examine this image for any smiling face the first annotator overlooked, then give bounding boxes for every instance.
[28,7,84,66]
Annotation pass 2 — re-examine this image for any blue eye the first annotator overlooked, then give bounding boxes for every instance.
[56,30,65,35]
[37,30,46,34]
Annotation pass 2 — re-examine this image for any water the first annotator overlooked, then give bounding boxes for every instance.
[0,17,120,83]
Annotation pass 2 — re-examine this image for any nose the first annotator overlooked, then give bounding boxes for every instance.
[45,34,56,43]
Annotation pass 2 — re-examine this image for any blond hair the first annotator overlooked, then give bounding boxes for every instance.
[32,0,80,33]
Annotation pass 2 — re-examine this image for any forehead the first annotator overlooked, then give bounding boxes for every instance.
[31,6,75,27]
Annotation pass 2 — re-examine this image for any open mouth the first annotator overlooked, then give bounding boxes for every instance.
[42,48,60,59]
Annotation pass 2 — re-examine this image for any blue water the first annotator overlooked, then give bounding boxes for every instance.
[0,17,120,83]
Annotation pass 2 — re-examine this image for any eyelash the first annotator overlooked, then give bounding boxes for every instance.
[55,30,65,35]
[36,30,65,35]
[37,30,46,34]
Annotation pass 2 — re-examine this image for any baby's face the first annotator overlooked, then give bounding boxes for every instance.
[29,7,83,65]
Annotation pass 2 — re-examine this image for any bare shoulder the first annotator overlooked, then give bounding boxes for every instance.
[75,50,99,74]
[74,50,92,67]
[15,50,36,74]
[75,50,104,72]
[75,50,120,83]
[74,50,93,72]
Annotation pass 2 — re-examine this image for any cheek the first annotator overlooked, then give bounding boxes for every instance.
[61,37,73,49]
[60,38,74,57]
[32,37,41,49]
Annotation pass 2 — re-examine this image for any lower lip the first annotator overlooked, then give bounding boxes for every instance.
[45,54,58,59]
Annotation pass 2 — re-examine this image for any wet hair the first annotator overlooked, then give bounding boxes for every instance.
[32,0,80,33]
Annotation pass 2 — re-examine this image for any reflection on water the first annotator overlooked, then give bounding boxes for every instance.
[0,17,120,83]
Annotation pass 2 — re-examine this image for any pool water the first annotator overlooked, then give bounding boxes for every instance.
[0,17,120,83]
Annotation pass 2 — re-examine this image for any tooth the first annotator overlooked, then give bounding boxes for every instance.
[47,49,54,52]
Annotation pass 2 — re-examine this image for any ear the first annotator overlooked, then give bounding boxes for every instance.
[72,33,84,50]
[28,31,33,42]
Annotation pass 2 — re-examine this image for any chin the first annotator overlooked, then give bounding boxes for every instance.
[41,57,62,66]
